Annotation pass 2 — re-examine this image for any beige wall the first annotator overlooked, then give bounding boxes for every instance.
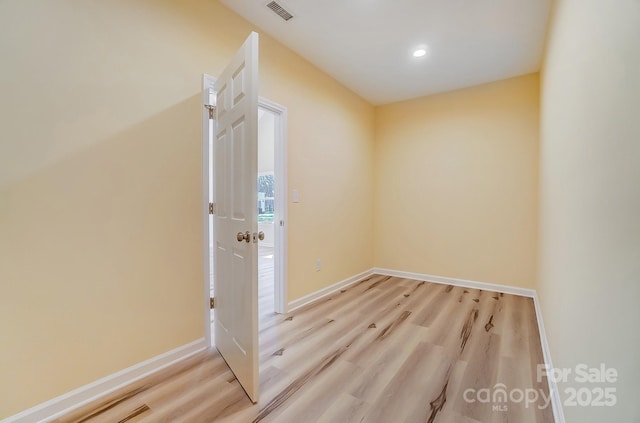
[539,0,640,421]
[374,74,540,288]
[263,37,376,301]
[0,0,374,417]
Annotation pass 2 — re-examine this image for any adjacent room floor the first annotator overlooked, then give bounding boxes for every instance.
[57,274,554,423]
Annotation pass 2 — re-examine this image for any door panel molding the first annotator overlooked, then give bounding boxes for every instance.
[202,85,289,348]
[213,31,259,403]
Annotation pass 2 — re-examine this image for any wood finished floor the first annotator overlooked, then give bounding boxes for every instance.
[56,274,554,423]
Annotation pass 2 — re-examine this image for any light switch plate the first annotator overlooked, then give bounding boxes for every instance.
[292,189,300,203]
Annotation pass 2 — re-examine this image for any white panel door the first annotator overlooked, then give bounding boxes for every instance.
[214,32,259,403]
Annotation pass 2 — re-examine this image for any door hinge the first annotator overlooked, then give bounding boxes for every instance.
[280,220,284,227]
[210,297,215,309]
[204,104,216,120]
[209,202,216,215]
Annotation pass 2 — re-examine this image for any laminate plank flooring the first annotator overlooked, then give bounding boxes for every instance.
[55,274,554,423]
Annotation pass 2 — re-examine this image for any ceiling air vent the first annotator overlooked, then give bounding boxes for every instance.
[266,1,294,21]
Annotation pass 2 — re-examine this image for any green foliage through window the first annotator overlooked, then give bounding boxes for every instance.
[258,174,275,224]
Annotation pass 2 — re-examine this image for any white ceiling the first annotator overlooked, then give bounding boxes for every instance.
[220,0,552,105]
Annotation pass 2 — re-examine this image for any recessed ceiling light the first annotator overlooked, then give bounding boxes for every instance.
[413,48,427,58]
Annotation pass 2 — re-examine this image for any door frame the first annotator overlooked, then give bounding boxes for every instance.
[202,74,288,347]
[258,98,288,316]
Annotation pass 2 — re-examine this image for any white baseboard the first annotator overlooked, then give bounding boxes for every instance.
[2,338,208,423]
[373,267,537,298]
[532,293,566,423]
[287,269,375,312]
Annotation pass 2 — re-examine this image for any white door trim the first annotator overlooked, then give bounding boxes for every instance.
[258,98,288,314]
[202,74,215,347]
[202,75,289,346]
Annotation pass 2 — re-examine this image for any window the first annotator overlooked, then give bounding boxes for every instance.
[258,173,275,224]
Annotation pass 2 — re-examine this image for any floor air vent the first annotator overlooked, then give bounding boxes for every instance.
[266,1,294,21]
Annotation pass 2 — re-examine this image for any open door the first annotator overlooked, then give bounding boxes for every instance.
[214,32,259,403]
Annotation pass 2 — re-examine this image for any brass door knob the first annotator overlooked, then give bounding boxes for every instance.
[258,231,265,241]
[237,231,250,243]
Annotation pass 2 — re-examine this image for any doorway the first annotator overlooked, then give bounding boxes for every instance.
[258,108,276,322]
[202,75,288,347]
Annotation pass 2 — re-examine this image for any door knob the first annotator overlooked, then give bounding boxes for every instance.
[237,231,250,243]
[258,231,265,241]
